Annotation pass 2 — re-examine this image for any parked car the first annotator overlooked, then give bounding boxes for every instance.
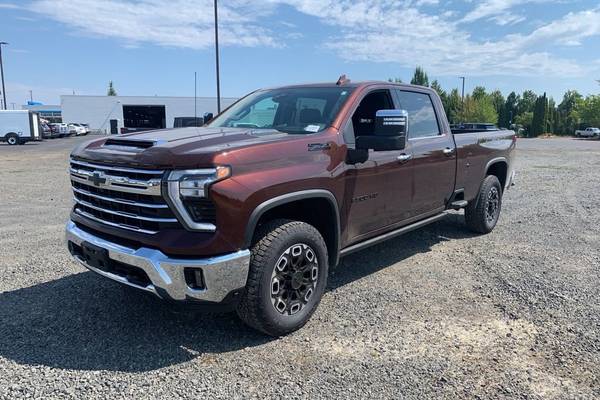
[51,123,75,137]
[66,79,516,336]
[575,127,600,138]
[0,110,43,145]
[41,122,52,139]
[68,123,87,136]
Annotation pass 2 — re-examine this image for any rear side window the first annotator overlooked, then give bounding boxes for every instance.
[394,91,440,138]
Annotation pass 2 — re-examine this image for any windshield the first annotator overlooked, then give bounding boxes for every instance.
[209,87,354,134]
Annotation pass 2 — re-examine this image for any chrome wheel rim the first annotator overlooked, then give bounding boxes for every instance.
[8,137,16,145]
[485,187,500,224]
[270,244,319,316]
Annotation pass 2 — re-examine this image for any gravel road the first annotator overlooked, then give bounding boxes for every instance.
[0,136,598,399]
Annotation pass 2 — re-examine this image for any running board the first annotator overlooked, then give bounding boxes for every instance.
[339,212,448,257]
[450,200,468,209]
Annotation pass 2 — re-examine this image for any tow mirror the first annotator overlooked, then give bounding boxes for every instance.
[356,109,408,151]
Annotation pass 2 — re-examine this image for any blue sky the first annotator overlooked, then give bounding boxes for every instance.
[1,0,599,106]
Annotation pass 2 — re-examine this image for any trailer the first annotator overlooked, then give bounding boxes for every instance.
[0,110,43,145]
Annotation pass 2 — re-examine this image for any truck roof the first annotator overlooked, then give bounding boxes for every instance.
[265,81,433,91]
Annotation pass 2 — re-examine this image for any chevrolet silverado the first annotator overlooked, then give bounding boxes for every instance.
[66,79,516,336]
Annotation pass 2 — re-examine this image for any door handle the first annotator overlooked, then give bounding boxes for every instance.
[443,147,455,156]
[397,153,412,163]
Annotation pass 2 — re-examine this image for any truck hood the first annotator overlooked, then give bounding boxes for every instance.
[71,127,294,169]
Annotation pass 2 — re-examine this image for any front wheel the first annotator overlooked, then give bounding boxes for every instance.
[6,134,19,146]
[465,175,503,234]
[237,219,329,336]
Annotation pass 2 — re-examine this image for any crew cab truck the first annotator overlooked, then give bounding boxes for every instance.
[66,80,516,336]
[575,127,600,138]
[0,110,43,145]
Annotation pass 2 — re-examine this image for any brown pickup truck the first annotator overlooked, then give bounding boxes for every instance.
[66,80,516,336]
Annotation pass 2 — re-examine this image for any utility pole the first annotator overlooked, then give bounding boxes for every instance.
[194,71,197,123]
[214,0,221,114]
[0,42,8,110]
[459,76,465,102]
[29,90,33,103]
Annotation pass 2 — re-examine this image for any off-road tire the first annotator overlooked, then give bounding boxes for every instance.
[6,133,19,146]
[236,219,329,336]
[465,175,503,234]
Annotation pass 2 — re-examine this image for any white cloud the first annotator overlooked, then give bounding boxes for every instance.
[20,0,600,79]
[0,3,21,9]
[274,1,599,77]
[28,0,278,49]
[461,0,552,24]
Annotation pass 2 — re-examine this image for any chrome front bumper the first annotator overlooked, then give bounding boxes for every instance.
[65,221,250,303]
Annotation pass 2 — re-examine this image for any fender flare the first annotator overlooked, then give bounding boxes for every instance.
[244,189,341,266]
[485,156,507,173]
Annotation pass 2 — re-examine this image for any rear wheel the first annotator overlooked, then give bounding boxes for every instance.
[6,133,19,146]
[237,219,329,336]
[465,175,503,234]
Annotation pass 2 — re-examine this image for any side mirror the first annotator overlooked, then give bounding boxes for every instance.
[356,109,408,151]
[203,112,214,123]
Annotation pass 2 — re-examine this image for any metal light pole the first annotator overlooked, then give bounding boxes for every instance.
[459,76,465,102]
[29,90,33,102]
[214,0,221,114]
[194,71,197,123]
[0,42,8,110]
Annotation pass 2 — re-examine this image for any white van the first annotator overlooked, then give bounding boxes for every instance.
[0,110,43,145]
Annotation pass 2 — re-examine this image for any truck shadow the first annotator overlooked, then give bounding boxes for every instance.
[0,214,475,373]
[328,214,476,290]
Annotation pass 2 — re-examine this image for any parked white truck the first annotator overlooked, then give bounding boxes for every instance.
[0,110,43,145]
[575,127,600,138]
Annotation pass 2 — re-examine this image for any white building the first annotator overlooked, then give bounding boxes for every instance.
[61,95,238,133]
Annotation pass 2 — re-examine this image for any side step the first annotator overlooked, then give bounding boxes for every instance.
[339,212,448,257]
[450,200,468,209]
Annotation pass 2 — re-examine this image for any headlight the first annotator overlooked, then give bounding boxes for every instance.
[165,166,231,232]
[168,166,231,198]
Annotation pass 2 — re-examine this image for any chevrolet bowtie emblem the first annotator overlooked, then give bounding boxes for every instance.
[88,172,107,187]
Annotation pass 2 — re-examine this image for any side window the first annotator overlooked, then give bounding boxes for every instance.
[351,90,395,138]
[395,91,440,138]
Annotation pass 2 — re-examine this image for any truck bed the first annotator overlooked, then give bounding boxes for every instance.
[453,129,516,201]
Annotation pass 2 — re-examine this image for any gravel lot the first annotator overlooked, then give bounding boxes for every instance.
[0,136,598,399]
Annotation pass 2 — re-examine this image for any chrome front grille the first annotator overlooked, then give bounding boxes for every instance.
[70,159,180,234]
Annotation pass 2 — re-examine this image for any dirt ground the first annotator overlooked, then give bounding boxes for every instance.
[0,136,598,399]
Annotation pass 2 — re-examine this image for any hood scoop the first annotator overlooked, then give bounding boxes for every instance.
[103,138,160,150]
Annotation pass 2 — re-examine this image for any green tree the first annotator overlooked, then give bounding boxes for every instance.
[472,86,487,100]
[579,95,600,127]
[458,95,498,124]
[557,90,583,134]
[531,93,549,137]
[446,88,462,124]
[515,112,533,136]
[410,66,429,87]
[518,90,537,115]
[107,81,117,96]
[499,91,519,128]
[489,90,505,119]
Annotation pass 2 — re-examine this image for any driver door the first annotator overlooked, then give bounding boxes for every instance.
[342,88,413,244]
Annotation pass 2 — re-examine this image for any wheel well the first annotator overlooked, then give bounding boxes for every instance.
[252,198,339,267]
[486,161,508,190]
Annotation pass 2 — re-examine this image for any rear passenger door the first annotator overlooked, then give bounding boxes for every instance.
[393,90,456,218]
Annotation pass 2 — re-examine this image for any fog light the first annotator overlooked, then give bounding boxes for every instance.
[184,268,206,290]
